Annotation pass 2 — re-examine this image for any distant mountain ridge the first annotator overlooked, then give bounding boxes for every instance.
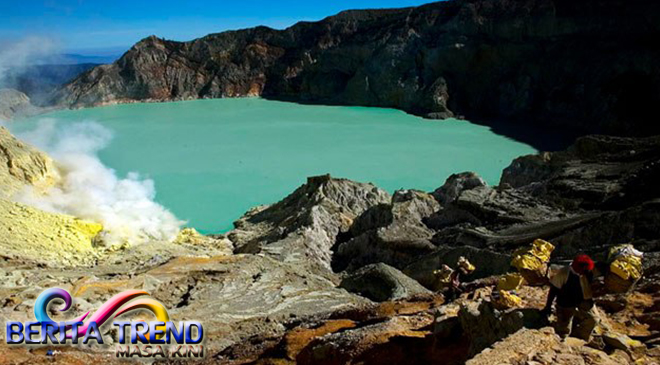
[54,0,660,137]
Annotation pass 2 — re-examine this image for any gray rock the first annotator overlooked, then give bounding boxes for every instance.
[459,300,547,357]
[0,241,370,355]
[501,135,660,210]
[0,89,40,120]
[333,189,438,271]
[229,174,391,272]
[432,172,487,206]
[339,263,431,302]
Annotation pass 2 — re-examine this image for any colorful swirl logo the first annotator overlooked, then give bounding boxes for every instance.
[34,288,169,339]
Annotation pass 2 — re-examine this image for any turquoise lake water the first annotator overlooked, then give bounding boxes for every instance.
[15,98,536,233]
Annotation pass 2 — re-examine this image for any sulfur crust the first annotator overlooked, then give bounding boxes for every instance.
[0,199,103,266]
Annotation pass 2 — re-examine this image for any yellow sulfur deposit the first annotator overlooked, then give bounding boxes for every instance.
[496,273,525,291]
[511,239,555,271]
[174,227,209,245]
[610,255,643,281]
[457,256,476,273]
[492,290,522,310]
[0,199,102,265]
[511,239,555,286]
[433,265,454,289]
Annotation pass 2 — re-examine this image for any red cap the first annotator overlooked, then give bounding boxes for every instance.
[572,254,595,274]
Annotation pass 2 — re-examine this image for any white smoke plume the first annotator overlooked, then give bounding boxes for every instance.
[0,37,60,87]
[11,119,184,246]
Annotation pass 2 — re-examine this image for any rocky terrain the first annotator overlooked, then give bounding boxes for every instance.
[2,0,660,360]
[53,0,660,136]
[0,89,42,121]
[0,124,659,363]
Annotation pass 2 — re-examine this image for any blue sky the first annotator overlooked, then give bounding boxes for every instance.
[1,0,434,54]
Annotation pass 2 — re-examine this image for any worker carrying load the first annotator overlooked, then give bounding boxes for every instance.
[492,289,523,310]
[496,273,525,291]
[542,254,598,341]
[511,238,555,286]
[605,244,643,293]
[433,256,475,301]
[491,273,525,310]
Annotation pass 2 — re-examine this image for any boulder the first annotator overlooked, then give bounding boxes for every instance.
[432,172,487,206]
[339,263,431,302]
[459,300,547,356]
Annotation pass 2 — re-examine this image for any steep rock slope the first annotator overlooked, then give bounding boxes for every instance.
[0,126,58,198]
[0,89,41,121]
[55,0,660,135]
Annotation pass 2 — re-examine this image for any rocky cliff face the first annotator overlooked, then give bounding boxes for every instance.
[54,0,660,136]
[0,126,58,198]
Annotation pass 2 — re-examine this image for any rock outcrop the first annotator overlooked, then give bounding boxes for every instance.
[0,244,369,358]
[229,174,390,272]
[54,0,660,137]
[0,126,58,198]
[427,135,660,260]
[501,135,660,210]
[327,134,660,292]
[332,189,439,272]
[432,172,487,206]
[0,89,41,120]
[339,263,431,302]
